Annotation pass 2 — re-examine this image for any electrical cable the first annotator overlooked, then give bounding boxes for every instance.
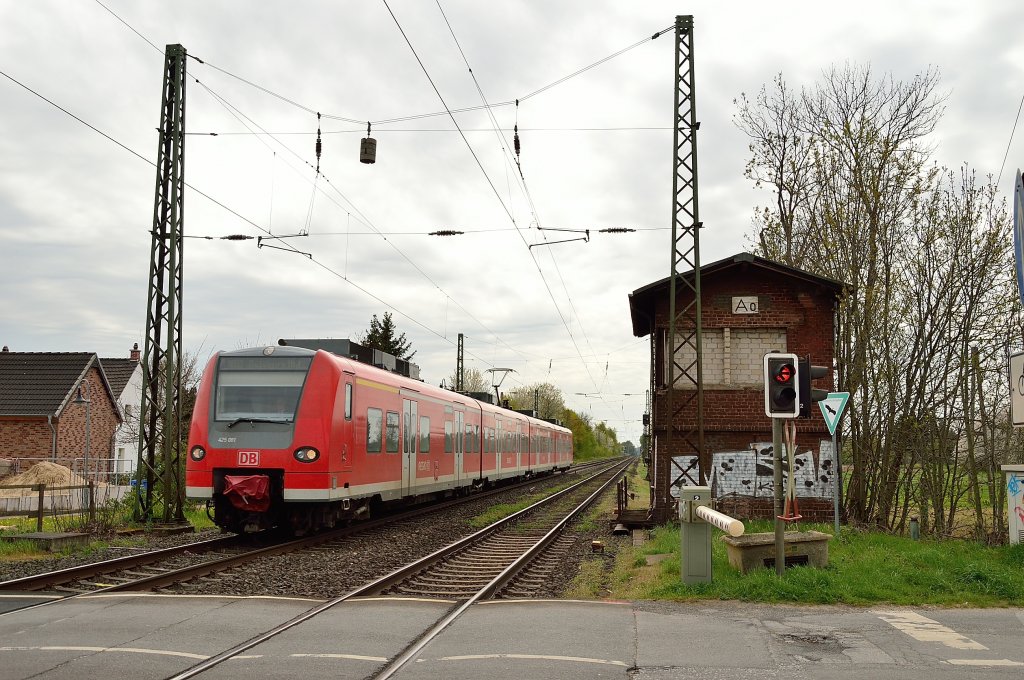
[997,91,1024,187]
[432,0,605,396]
[182,20,670,129]
[92,0,162,54]
[82,1,650,415]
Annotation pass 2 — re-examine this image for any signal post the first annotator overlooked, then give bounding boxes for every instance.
[764,352,829,576]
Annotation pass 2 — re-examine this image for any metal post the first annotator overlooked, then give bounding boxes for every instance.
[773,418,785,577]
[84,395,90,482]
[832,431,840,535]
[455,333,464,392]
[36,483,44,532]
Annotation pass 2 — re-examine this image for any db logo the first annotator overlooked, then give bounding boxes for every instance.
[238,451,260,466]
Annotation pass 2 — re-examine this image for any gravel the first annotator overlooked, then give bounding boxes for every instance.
[1,470,619,600]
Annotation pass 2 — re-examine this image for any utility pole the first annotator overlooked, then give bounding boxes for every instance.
[134,43,187,524]
[455,333,464,392]
[661,15,705,522]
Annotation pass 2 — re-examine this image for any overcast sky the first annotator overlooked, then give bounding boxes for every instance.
[2,1,1022,444]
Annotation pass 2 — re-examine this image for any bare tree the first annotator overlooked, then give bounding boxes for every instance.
[736,64,1021,538]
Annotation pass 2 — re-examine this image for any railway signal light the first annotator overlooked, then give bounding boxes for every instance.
[764,352,799,418]
[798,356,830,418]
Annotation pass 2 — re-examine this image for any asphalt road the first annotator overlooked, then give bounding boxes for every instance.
[0,594,1021,679]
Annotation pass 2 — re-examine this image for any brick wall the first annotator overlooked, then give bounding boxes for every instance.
[0,417,54,458]
[55,367,121,476]
[0,367,120,477]
[649,266,838,522]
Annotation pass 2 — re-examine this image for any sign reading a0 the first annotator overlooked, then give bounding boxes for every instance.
[732,296,758,314]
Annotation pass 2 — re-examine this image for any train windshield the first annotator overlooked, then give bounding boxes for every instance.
[214,355,313,423]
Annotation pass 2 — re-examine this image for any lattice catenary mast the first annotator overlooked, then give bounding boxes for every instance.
[658,15,705,522]
[134,44,187,523]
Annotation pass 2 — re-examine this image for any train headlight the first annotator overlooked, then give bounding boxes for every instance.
[189,446,206,462]
[294,447,320,463]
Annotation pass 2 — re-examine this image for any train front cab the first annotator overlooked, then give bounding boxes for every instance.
[186,347,354,534]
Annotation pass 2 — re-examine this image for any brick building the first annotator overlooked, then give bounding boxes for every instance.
[0,349,122,479]
[628,252,845,523]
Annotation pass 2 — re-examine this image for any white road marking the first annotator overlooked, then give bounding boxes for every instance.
[0,646,208,660]
[291,653,387,662]
[874,610,987,650]
[430,653,629,667]
[0,646,264,661]
[945,659,1024,667]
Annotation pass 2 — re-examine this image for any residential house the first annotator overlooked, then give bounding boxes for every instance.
[0,347,122,480]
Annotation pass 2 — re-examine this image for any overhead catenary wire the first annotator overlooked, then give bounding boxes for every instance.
[0,66,533,379]
[997,91,1024,187]
[79,2,652,424]
[179,16,670,130]
[431,0,606,398]
[190,75,528,360]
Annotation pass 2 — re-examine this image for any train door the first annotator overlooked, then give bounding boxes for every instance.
[402,399,418,496]
[455,409,464,485]
[495,418,503,479]
[516,421,523,473]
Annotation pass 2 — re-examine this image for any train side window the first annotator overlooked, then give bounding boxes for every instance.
[420,416,430,453]
[444,421,453,453]
[344,383,353,420]
[366,408,382,453]
[385,411,400,453]
[475,425,480,452]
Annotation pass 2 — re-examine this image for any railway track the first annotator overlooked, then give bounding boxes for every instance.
[163,458,631,680]
[376,464,621,599]
[0,533,251,595]
[0,459,617,608]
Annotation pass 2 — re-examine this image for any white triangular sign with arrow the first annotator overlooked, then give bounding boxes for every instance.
[818,392,850,436]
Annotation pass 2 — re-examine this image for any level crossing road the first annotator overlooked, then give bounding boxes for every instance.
[0,595,1020,679]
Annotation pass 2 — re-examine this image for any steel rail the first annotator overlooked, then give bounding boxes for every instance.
[370,460,630,679]
[164,459,628,680]
[0,534,245,592]
[0,459,607,619]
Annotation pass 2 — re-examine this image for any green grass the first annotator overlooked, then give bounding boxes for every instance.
[469,479,580,528]
[588,519,1024,607]
[0,499,216,565]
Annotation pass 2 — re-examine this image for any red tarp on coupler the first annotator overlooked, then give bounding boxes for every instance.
[223,474,271,512]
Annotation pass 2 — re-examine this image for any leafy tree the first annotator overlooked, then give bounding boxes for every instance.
[442,367,489,393]
[562,408,618,461]
[504,382,567,420]
[359,312,415,360]
[621,440,637,456]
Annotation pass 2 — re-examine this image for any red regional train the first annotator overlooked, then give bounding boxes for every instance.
[185,344,574,534]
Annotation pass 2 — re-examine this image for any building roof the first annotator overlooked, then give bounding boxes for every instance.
[0,352,118,417]
[99,357,140,397]
[627,252,848,337]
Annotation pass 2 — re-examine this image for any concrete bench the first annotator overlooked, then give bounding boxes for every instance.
[721,530,831,573]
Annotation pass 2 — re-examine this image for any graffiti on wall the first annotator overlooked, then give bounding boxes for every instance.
[670,440,835,499]
[1008,473,1024,544]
